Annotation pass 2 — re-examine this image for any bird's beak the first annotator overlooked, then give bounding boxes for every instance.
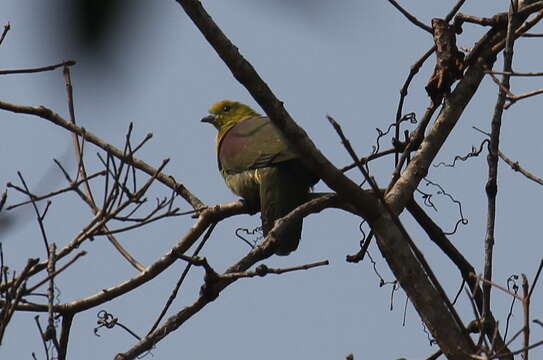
[201,114,216,124]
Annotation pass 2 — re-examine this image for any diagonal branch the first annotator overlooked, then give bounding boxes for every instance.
[483,1,518,341]
[0,23,10,47]
[387,0,433,33]
[407,199,513,358]
[171,1,543,359]
[499,151,543,185]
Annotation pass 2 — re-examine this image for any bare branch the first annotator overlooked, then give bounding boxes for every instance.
[0,60,75,75]
[216,260,329,280]
[6,170,105,210]
[445,0,467,22]
[0,191,7,212]
[505,87,543,108]
[487,70,543,76]
[341,148,398,173]
[58,313,73,360]
[148,222,216,334]
[387,0,433,33]
[394,47,435,165]
[16,172,51,255]
[498,151,543,185]
[522,274,530,360]
[0,23,10,46]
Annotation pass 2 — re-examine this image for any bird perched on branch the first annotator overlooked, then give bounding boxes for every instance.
[202,100,317,255]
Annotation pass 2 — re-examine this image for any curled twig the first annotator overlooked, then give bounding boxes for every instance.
[94,310,141,340]
[346,222,373,263]
[433,139,489,167]
[235,226,262,249]
[420,178,468,235]
[374,113,417,155]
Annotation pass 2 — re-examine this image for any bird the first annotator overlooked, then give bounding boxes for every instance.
[202,100,318,255]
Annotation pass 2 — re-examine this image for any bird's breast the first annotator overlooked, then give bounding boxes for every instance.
[221,168,263,204]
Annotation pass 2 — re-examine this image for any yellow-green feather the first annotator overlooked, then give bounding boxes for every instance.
[207,100,261,143]
[204,100,317,255]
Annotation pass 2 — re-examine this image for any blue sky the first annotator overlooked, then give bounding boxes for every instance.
[1,1,543,359]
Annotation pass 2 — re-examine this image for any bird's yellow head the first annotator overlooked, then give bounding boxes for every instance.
[201,100,261,141]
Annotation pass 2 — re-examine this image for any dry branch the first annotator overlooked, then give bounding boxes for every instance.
[0,100,204,211]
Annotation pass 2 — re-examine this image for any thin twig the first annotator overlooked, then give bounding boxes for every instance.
[0,191,7,212]
[394,46,435,165]
[522,274,529,360]
[494,338,543,358]
[0,60,75,75]
[498,151,543,185]
[27,251,87,294]
[528,259,543,299]
[471,273,524,301]
[16,172,50,256]
[148,222,216,334]
[0,258,39,343]
[505,87,543,108]
[6,170,106,210]
[327,115,368,180]
[220,260,329,280]
[341,148,397,173]
[387,0,433,33]
[0,23,10,46]
[426,350,443,360]
[389,103,439,188]
[34,315,51,360]
[504,275,519,341]
[97,210,182,236]
[346,229,374,263]
[487,70,543,76]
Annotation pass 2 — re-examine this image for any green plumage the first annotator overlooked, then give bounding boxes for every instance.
[202,100,317,255]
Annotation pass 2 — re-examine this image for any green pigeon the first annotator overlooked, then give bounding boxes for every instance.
[202,100,318,255]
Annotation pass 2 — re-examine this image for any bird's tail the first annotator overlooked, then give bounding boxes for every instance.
[258,161,315,255]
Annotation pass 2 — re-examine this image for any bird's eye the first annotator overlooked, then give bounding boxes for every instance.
[222,105,231,112]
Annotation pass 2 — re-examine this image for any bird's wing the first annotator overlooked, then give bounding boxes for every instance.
[218,116,298,174]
